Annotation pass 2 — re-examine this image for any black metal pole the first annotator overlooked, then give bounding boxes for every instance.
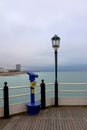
[3,82,9,118]
[55,50,58,106]
[40,79,46,109]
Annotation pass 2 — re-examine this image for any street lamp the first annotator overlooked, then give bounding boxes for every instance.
[51,34,60,106]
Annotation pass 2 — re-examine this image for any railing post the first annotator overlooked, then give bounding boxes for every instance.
[40,80,46,109]
[3,82,9,118]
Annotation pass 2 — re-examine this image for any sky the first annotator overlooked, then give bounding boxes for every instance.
[0,0,87,69]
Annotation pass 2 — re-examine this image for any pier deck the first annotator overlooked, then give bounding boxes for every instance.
[0,107,87,130]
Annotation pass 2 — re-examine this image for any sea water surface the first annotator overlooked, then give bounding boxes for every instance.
[0,71,87,106]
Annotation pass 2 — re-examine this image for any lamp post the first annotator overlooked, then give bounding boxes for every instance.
[51,34,60,106]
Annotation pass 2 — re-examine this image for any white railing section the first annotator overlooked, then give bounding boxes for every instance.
[0,88,3,100]
[0,82,87,117]
[46,82,87,93]
[0,82,87,101]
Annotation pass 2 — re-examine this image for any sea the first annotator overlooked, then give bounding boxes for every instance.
[0,71,87,106]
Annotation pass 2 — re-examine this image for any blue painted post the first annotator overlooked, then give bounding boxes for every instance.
[26,72,40,115]
[31,87,35,103]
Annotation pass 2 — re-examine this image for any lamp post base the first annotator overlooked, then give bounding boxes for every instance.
[55,81,58,106]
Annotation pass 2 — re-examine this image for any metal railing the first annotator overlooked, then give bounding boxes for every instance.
[0,82,87,101]
[46,83,87,94]
[0,82,87,118]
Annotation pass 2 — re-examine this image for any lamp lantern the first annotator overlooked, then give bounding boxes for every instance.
[51,34,60,50]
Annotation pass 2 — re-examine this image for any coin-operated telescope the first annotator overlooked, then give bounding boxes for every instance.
[26,72,40,115]
[27,72,38,82]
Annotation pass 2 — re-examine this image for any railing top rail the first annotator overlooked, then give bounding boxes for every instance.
[0,82,87,90]
[45,82,87,86]
[9,85,29,89]
[59,83,87,85]
[0,88,3,90]
[0,82,87,89]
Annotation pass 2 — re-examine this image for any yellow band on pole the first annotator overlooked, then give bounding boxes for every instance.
[31,89,34,94]
[30,81,37,88]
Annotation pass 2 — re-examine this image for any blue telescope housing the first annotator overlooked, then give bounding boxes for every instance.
[27,72,38,82]
[26,71,40,115]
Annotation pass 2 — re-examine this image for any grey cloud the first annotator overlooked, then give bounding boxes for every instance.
[0,0,87,67]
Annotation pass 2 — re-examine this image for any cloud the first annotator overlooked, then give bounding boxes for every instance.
[0,0,87,68]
